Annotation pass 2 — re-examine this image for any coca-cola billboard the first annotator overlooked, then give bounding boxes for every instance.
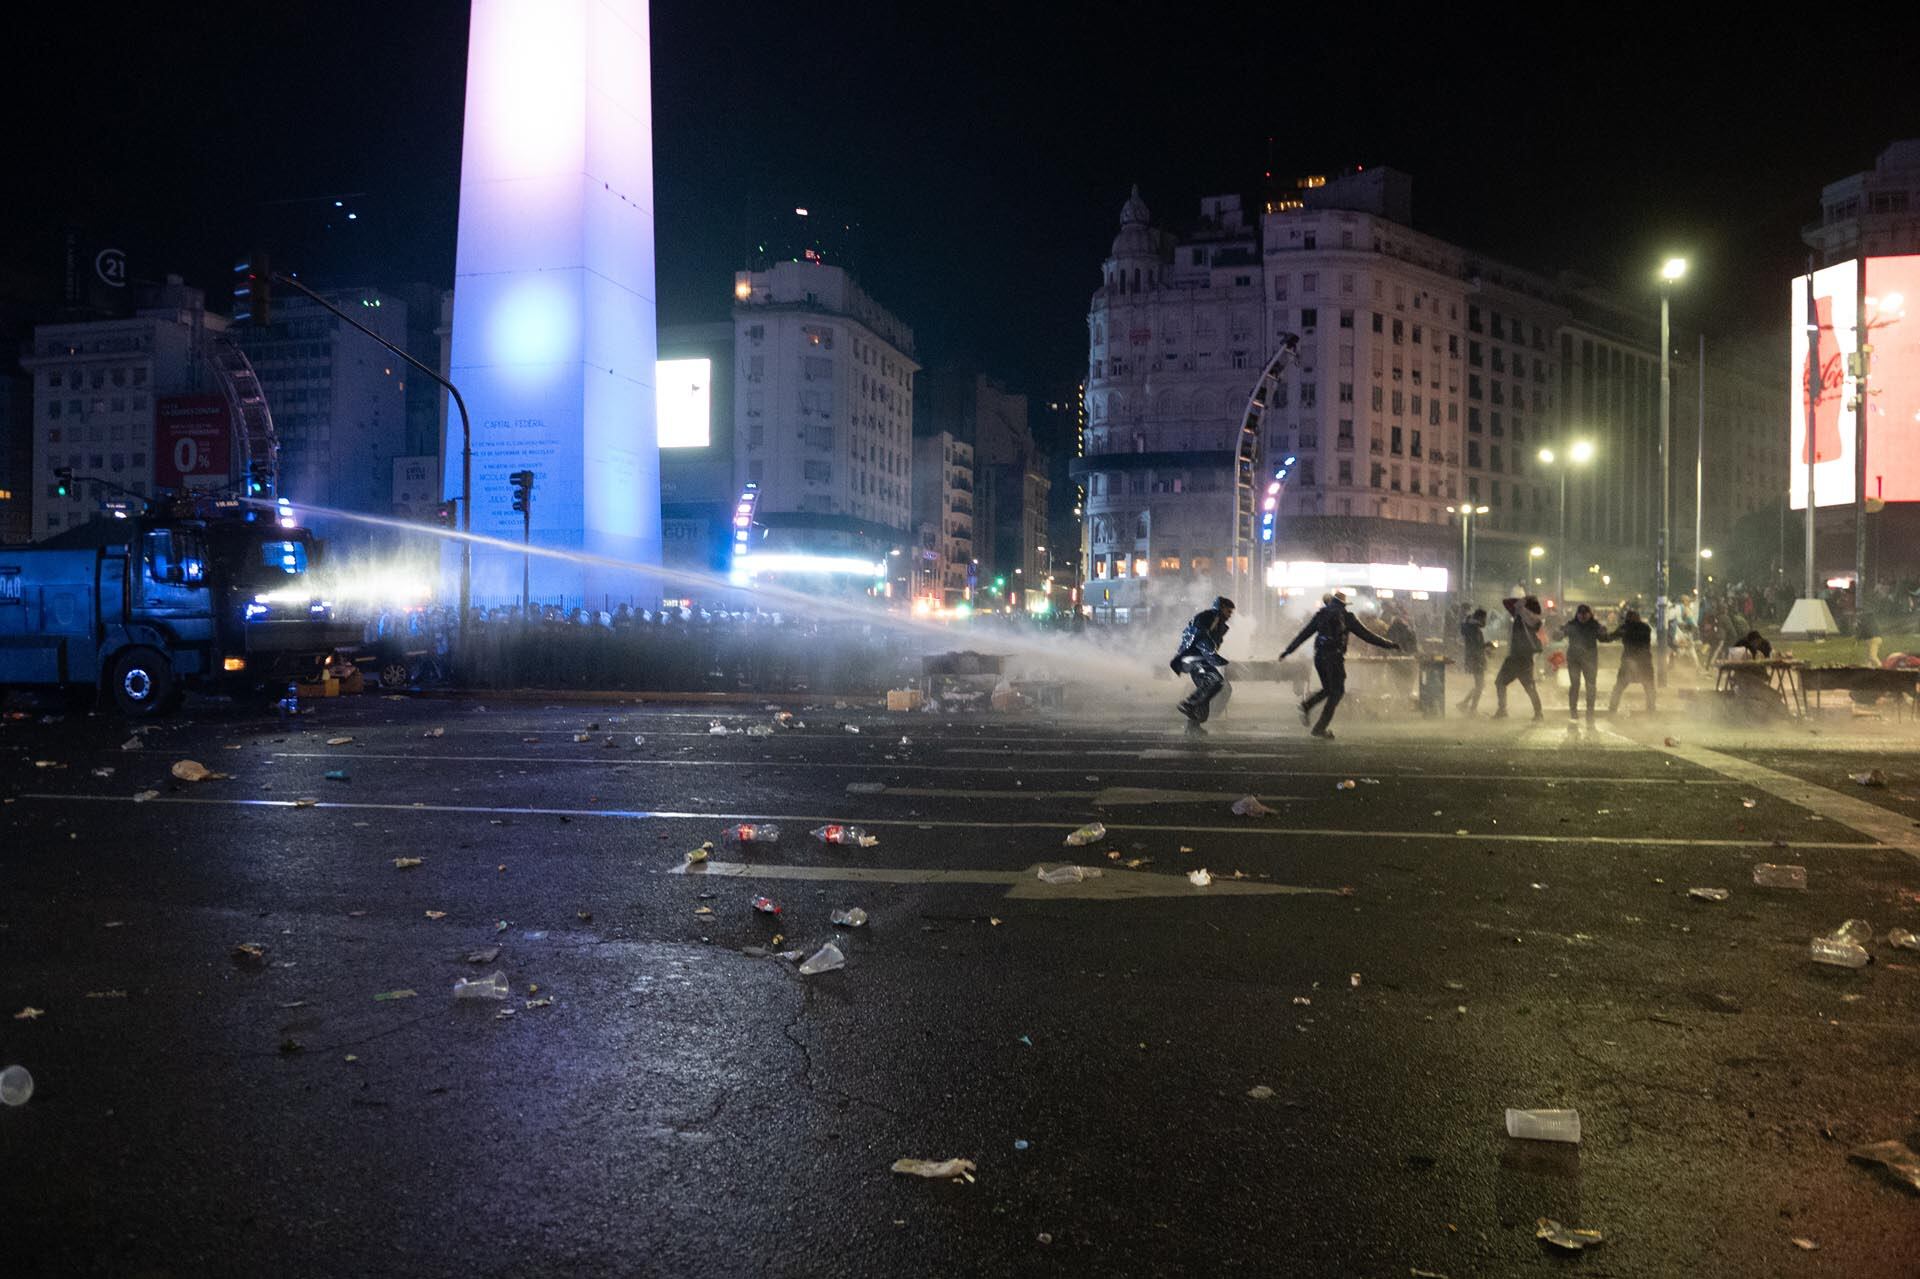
[1790,255,1920,509]
[154,395,232,491]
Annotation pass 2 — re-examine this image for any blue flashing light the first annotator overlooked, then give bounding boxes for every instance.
[1283,455,1297,467]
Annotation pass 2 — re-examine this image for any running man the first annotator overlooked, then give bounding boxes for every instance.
[1170,596,1235,734]
[1278,591,1399,740]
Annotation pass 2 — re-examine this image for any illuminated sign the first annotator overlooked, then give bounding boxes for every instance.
[656,357,711,448]
[446,0,661,602]
[154,395,232,491]
[1790,255,1920,509]
[1265,561,1451,593]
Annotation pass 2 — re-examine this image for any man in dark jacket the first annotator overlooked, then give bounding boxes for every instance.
[1558,603,1605,727]
[1279,591,1399,739]
[1493,595,1545,720]
[1171,596,1234,733]
[1457,608,1492,712]
[1605,607,1657,715]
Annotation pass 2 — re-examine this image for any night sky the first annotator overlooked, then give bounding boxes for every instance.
[8,2,1919,454]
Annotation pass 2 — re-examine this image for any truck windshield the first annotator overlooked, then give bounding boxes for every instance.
[145,529,208,586]
[259,540,310,576]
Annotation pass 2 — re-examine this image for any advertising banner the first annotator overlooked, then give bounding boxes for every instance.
[154,395,232,491]
[1790,254,1919,509]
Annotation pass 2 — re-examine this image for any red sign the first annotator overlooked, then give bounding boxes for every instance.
[154,395,231,490]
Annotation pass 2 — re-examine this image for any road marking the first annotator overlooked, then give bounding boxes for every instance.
[264,751,1741,788]
[844,784,1302,805]
[668,858,1337,901]
[21,794,1877,850]
[1623,735,1920,864]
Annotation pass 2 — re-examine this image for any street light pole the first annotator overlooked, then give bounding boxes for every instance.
[1694,333,1705,600]
[1556,464,1568,606]
[1656,258,1687,681]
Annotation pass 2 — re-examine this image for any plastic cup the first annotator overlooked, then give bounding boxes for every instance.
[1505,1107,1580,1143]
[1,1065,34,1107]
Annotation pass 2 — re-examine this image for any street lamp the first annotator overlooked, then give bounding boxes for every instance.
[1447,503,1491,602]
[1537,439,1594,607]
[1658,257,1687,668]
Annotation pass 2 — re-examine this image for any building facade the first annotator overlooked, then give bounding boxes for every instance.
[21,278,221,540]
[1803,140,1920,266]
[910,430,973,606]
[236,286,411,531]
[916,369,1049,610]
[731,260,917,566]
[1079,172,1785,623]
[657,321,736,576]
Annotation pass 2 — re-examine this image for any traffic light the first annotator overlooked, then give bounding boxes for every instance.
[54,467,72,499]
[232,251,272,326]
[434,499,457,527]
[509,470,535,514]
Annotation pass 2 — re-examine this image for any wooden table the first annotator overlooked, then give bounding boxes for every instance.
[1799,665,1920,718]
[1714,659,1808,716]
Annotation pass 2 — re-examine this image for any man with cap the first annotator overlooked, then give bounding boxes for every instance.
[1170,596,1235,734]
[1278,590,1399,739]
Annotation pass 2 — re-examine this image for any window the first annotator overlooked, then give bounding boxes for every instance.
[1390,466,1402,491]
[1411,429,1423,458]
[1468,306,1482,333]
[1303,233,1316,249]
[1300,308,1318,329]
[1273,276,1288,300]
[1467,441,1482,468]
[1491,444,1504,472]
[1339,309,1354,329]
[1338,460,1353,485]
[1370,386,1383,411]
[1390,427,1403,454]
[1299,382,1317,408]
[1337,419,1354,447]
[1370,463,1384,488]
[803,461,832,484]
[1391,390,1403,414]
[1372,313,1383,334]
[1338,382,1354,404]
[1392,319,1404,343]
[48,400,60,420]
[1490,411,1503,437]
[1469,341,1483,367]
[1468,374,1483,400]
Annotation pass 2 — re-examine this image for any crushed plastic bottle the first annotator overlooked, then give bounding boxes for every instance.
[1889,928,1920,951]
[0,1065,33,1107]
[708,722,731,736]
[746,725,774,737]
[723,823,780,845]
[1687,887,1731,902]
[830,907,868,927]
[797,942,845,975]
[811,823,879,847]
[1506,1108,1582,1143]
[1062,821,1107,847]
[1810,920,1872,968]
[1230,796,1274,817]
[751,895,782,915]
[1850,1137,1920,1192]
[453,971,509,1000]
[1851,769,1888,787]
[1752,863,1808,889]
[1187,869,1212,887]
[1037,864,1103,885]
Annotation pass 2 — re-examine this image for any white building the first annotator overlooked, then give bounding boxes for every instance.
[731,260,917,563]
[911,430,973,606]
[238,287,410,526]
[1079,171,1777,623]
[21,278,223,539]
[1804,139,1920,266]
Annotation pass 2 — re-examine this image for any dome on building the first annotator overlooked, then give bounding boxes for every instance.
[1110,184,1156,260]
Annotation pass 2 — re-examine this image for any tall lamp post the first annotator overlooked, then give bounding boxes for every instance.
[1657,257,1687,671]
[1537,439,1594,608]
[1446,503,1489,603]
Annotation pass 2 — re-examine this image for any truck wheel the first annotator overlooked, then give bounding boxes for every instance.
[112,647,177,718]
[379,660,412,689]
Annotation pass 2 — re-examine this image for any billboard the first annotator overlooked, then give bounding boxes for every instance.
[154,395,232,491]
[656,357,711,449]
[1790,255,1920,509]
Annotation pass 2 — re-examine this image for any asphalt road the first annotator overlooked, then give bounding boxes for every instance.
[3,686,1919,1277]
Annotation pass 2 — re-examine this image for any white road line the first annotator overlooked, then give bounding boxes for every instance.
[666,859,1336,901]
[264,750,1739,787]
[1619,734,1920,864]
[20,793,1877,850]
